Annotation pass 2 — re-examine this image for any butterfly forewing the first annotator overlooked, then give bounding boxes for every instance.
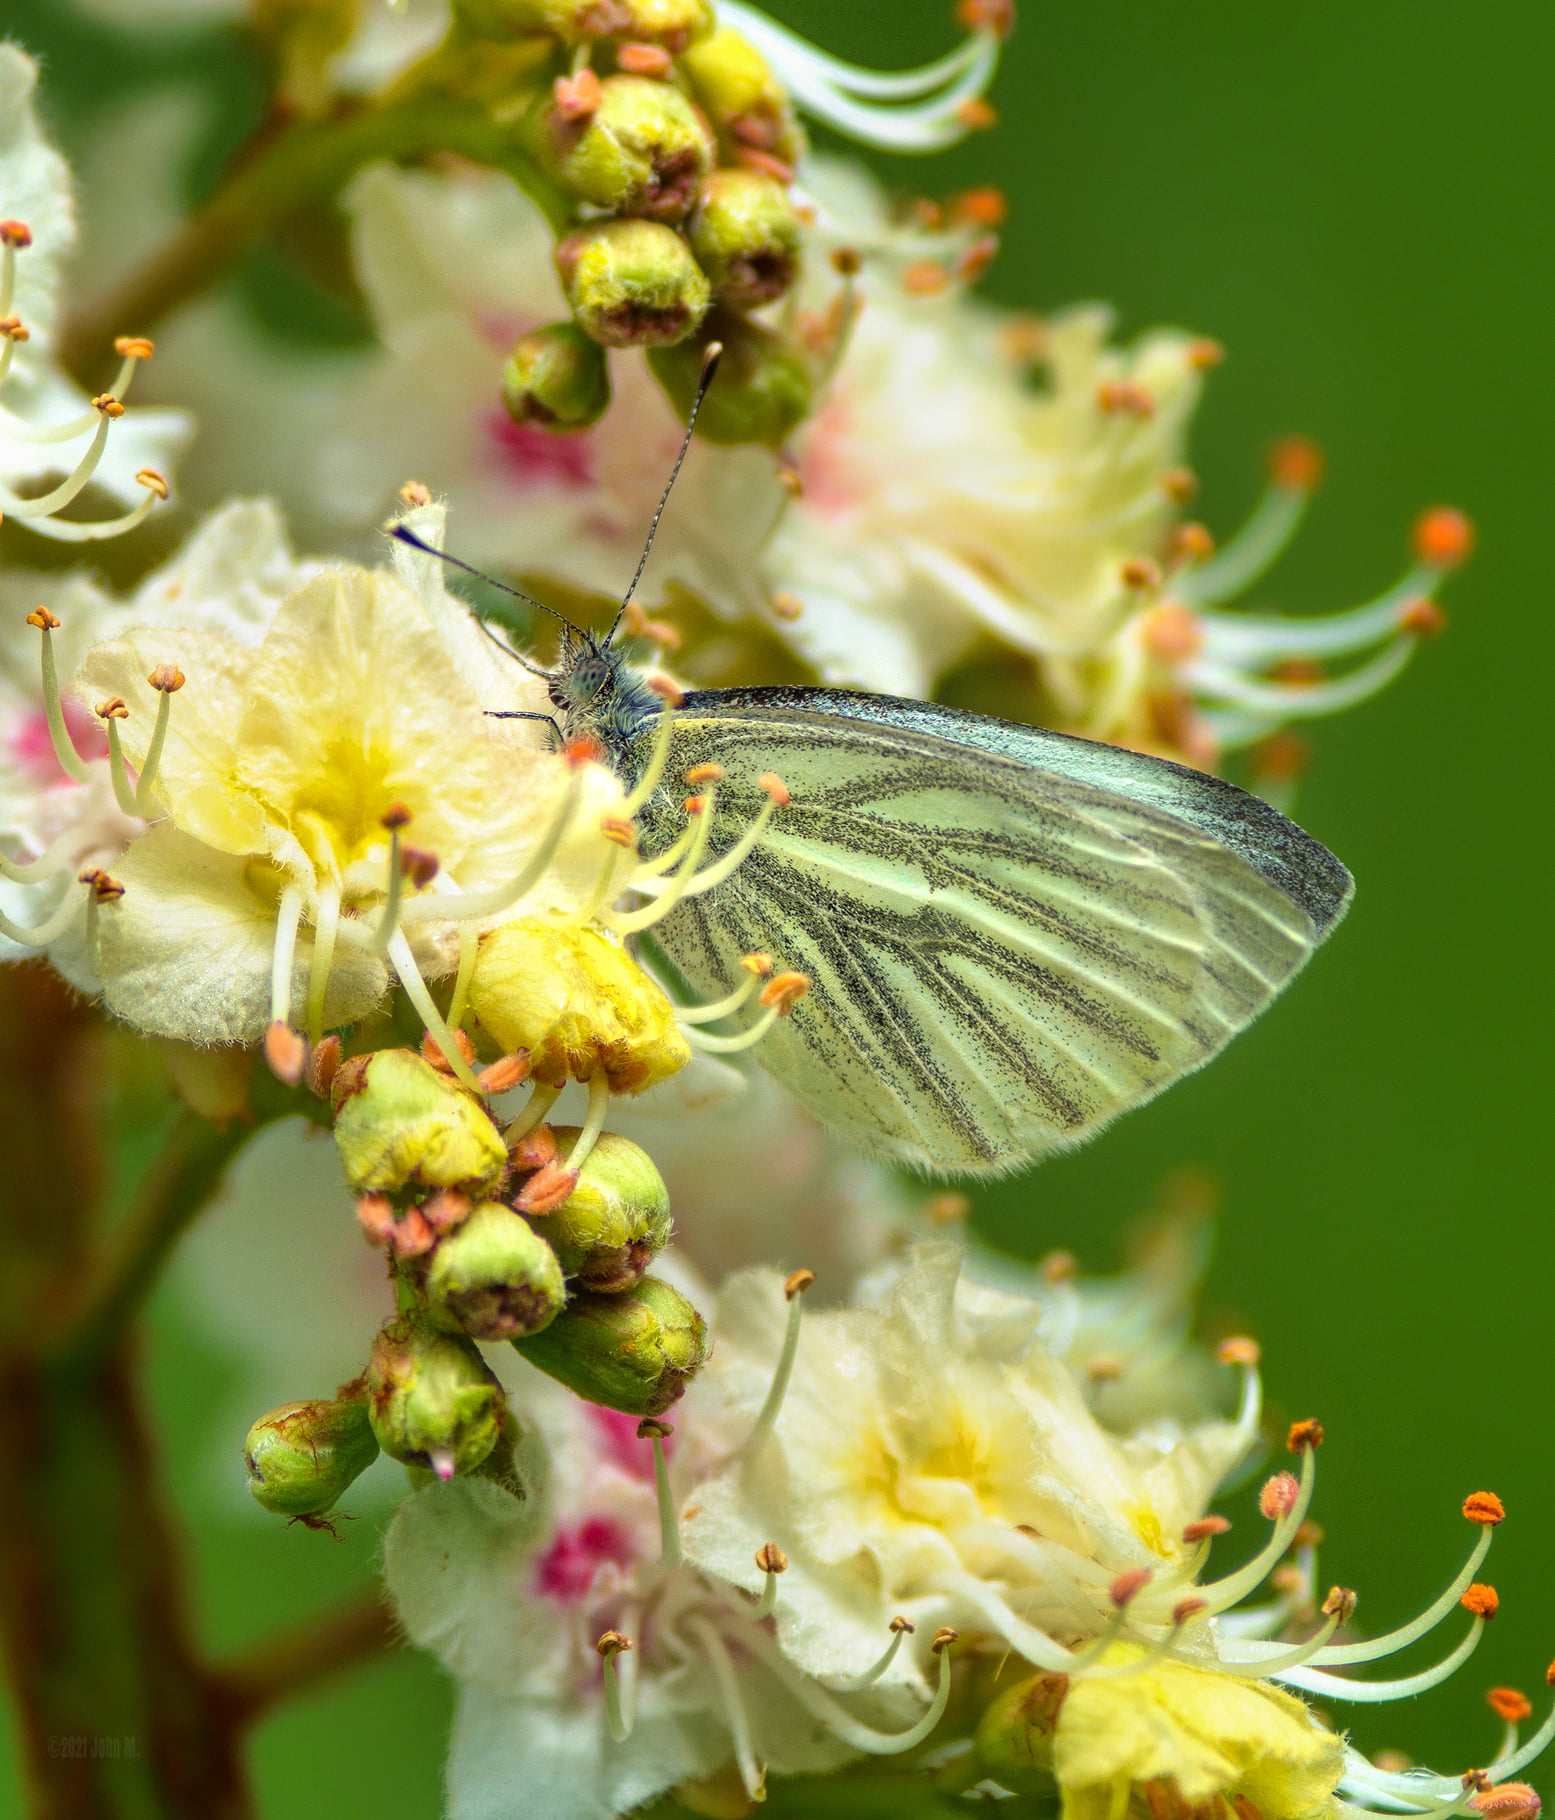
[625,689,1350,1176]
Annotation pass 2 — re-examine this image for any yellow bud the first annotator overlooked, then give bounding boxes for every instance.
[680,25,802,164]
[331,1049,508,1198]
[537,74,714,221]
[469,920,690,1093]
[556,217,711,348]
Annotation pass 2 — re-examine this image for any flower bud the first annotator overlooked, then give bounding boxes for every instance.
[243,1395,379,1517]
[423,1200,567,1339]
[366,1314,507,1477]
[468,920,690,1093]
[648,310,812,447]
[680,25,801,164]
[527,1129,670,1291]
[512,1274,707,1415]
[331,1049,507,1199]
[502,321,612,429]
[556,218,710,348]
[453,0,711,48]
[688,167,800,307]
[973,1671,1068,1795]
[537,75,714,222]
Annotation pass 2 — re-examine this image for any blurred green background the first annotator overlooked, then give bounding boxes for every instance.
[1,0,1551,1811]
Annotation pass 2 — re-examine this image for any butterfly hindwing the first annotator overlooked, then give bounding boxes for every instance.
[626,689,1351,1176]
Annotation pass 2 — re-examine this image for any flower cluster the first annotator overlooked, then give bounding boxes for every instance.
[386,1242,1550,1820]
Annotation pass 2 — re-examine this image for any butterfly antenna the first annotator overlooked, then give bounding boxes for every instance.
[390,523,582,640]
[607,341,723,644]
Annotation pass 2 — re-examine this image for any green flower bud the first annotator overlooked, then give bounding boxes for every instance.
[648,310,812,446]
[453,0,711,49]
[688,167,800,307]
[243,1395,379,1517]
[331,1049,507,1200]
[680,26,802,165]
[423,1200,567,1339]
[512,1273,706,1415]
[972,1671,1067,1797]
[538,75,714,222]
[533,1129,671,1291]
[557,218,710,348]
[502,321,612,428]
[367,1314,507,1478]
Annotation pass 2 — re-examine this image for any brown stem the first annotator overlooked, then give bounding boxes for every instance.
[213,1591,398,1727]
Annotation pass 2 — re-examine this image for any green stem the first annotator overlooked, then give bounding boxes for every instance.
[61,71,567,381]
[212,1591,398,1726]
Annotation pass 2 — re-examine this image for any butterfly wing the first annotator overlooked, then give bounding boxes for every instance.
[627,687,1351,1176]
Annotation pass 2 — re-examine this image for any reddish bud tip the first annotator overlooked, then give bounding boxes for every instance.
[1413,506,1475,568]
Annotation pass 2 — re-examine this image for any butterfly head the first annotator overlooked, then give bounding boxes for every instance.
[549,626,663,756]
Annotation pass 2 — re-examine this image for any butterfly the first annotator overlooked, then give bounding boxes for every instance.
[395,350,1351,1176]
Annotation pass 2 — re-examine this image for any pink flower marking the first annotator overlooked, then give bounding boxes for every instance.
[533,1516,635,1603]
[483,410,596,491]
[586,1403,673,1482]
[9,702,106,784]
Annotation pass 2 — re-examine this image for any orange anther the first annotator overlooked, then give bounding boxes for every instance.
[758,772,790,807]
[595,1630,632,1658]
[739,953,774,977]
[600,816,636,847]
[954,97,998,130]
[95,697,128,720]
[517,1163,580,1215]
[1259,1471,1299,1520]
[1251,732,1310,784]
[136,469,170,500]
[902,260,951,297]
[92,394,125,419]
[1001,315,1046,364]
[955,0,1016,36]
[1294,1521,1325,1550]
[401,845,439,889]
[1272,657,1325,688]
[1162,468,1199,504]
[954,235,1000,284]
[0,316,28,341]
[422,1188,471,1234]
[889,1615,917,1634]
[1110,1568,1151,1607]
[1183,1515,1231,1543]
[734,147,794,184]
[1121,558,1162,590]
[90,871,125,903]
[565,735,606,767]
[397,480,433,507]
[1170,522,1215,563]
[783,1267,815,1300]
[760,970,809,1014]
[770,590,804,620]
[829,246,862,279]
[1472,1785,1542,1820]
[1321,1585,1357,1625]
[26,606,60,631]
[1461,1584,1500,1619]
[647,675,685,707]
[510,1124,557,1173]
[1187,338,1225,370]
[1140,601,1204,665]
[1172,1596,1207,1625]
[1287,1417,1324,1452]
[1216,1336,1261,1368]
[264,1021,307,1086]
[931,1626,959,1653]
[146,664,185,693]
[355,1192,395,1245]
[954,185,1008,227]
[554,66,603,120]
[1097,379,1155,418]
[421,1028,476,1074]
[1039,1250,1077,1284]
[754,1542,788,1574]
[926,1192,970,1224]
[682,793,708,816]
[114,336,154,359]
[1488,1688,1533,1725]
[305,1032,341,1098]
[1087,1358,1123,1384]
[380,803,412,831]
[636,1418,673,1440]
[617,41,673,76]
[1464,1491,1506,1526]
[684,762,724,786]
[1399,597,1447,638]
[1269,435,1325,492]
[1413,505,1475,568]
[477,1053,529,1096]
[0,220,32,246]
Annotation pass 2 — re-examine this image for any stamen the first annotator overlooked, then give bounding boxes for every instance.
[384,926,482,1092]
[399,768,584,927]
[1198,1440,1319,1613]
[28,609,92,784]
[822,1617,917,1692]
[751,1543,788,1620]
[674,955,771,1026]
[0,871,92,948]
[1278,1604,1491,1703]
[0,220,29,319]
[305,884,341,1046]
[1180,441,1320,607]
[136,664,183,814]
[741,1623,957,1755]
[638,774,791,904]
[1217,1335,1265,1450]
[604,787,719,935]
[1314,1502,1499,1666]
[1067,1569,1152,1670]
[269,885,304,1034]
[1490,1690,1533,1763]
[638,1419,681,1568]
[374,805,413,951]
[742,1269,814,1460]
[446,923,478,1034]
[569,1073,612,1175]
[81,868,122,971]
[686,971,809,1055]
[504,1083,561,1144]
[1218,1585,1354,1676]
[0,822,99,886]
[546,846,622,930]
[97,699,140,816]
[597,1632,635,1744]
[621,702,678,817]
[687,1617,765,1801]
[0,399,118,519]
[18,469,168,543]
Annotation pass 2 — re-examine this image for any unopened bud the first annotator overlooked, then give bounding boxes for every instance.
[366,1315,507,1478]
[536,74,714,222]
[462,0,711,47]
[556,218,710,349]
[331,1049,507,1198]
[244,1393,379,1517]
[502,321,612,430]
[974,1671,1070,1795]
[422,1201,567,1340]
[688,168,800,307]
[680,25,800,164]
[648,310,811,447]
[524,1128,671,1291]
[512,1273,707,1415]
